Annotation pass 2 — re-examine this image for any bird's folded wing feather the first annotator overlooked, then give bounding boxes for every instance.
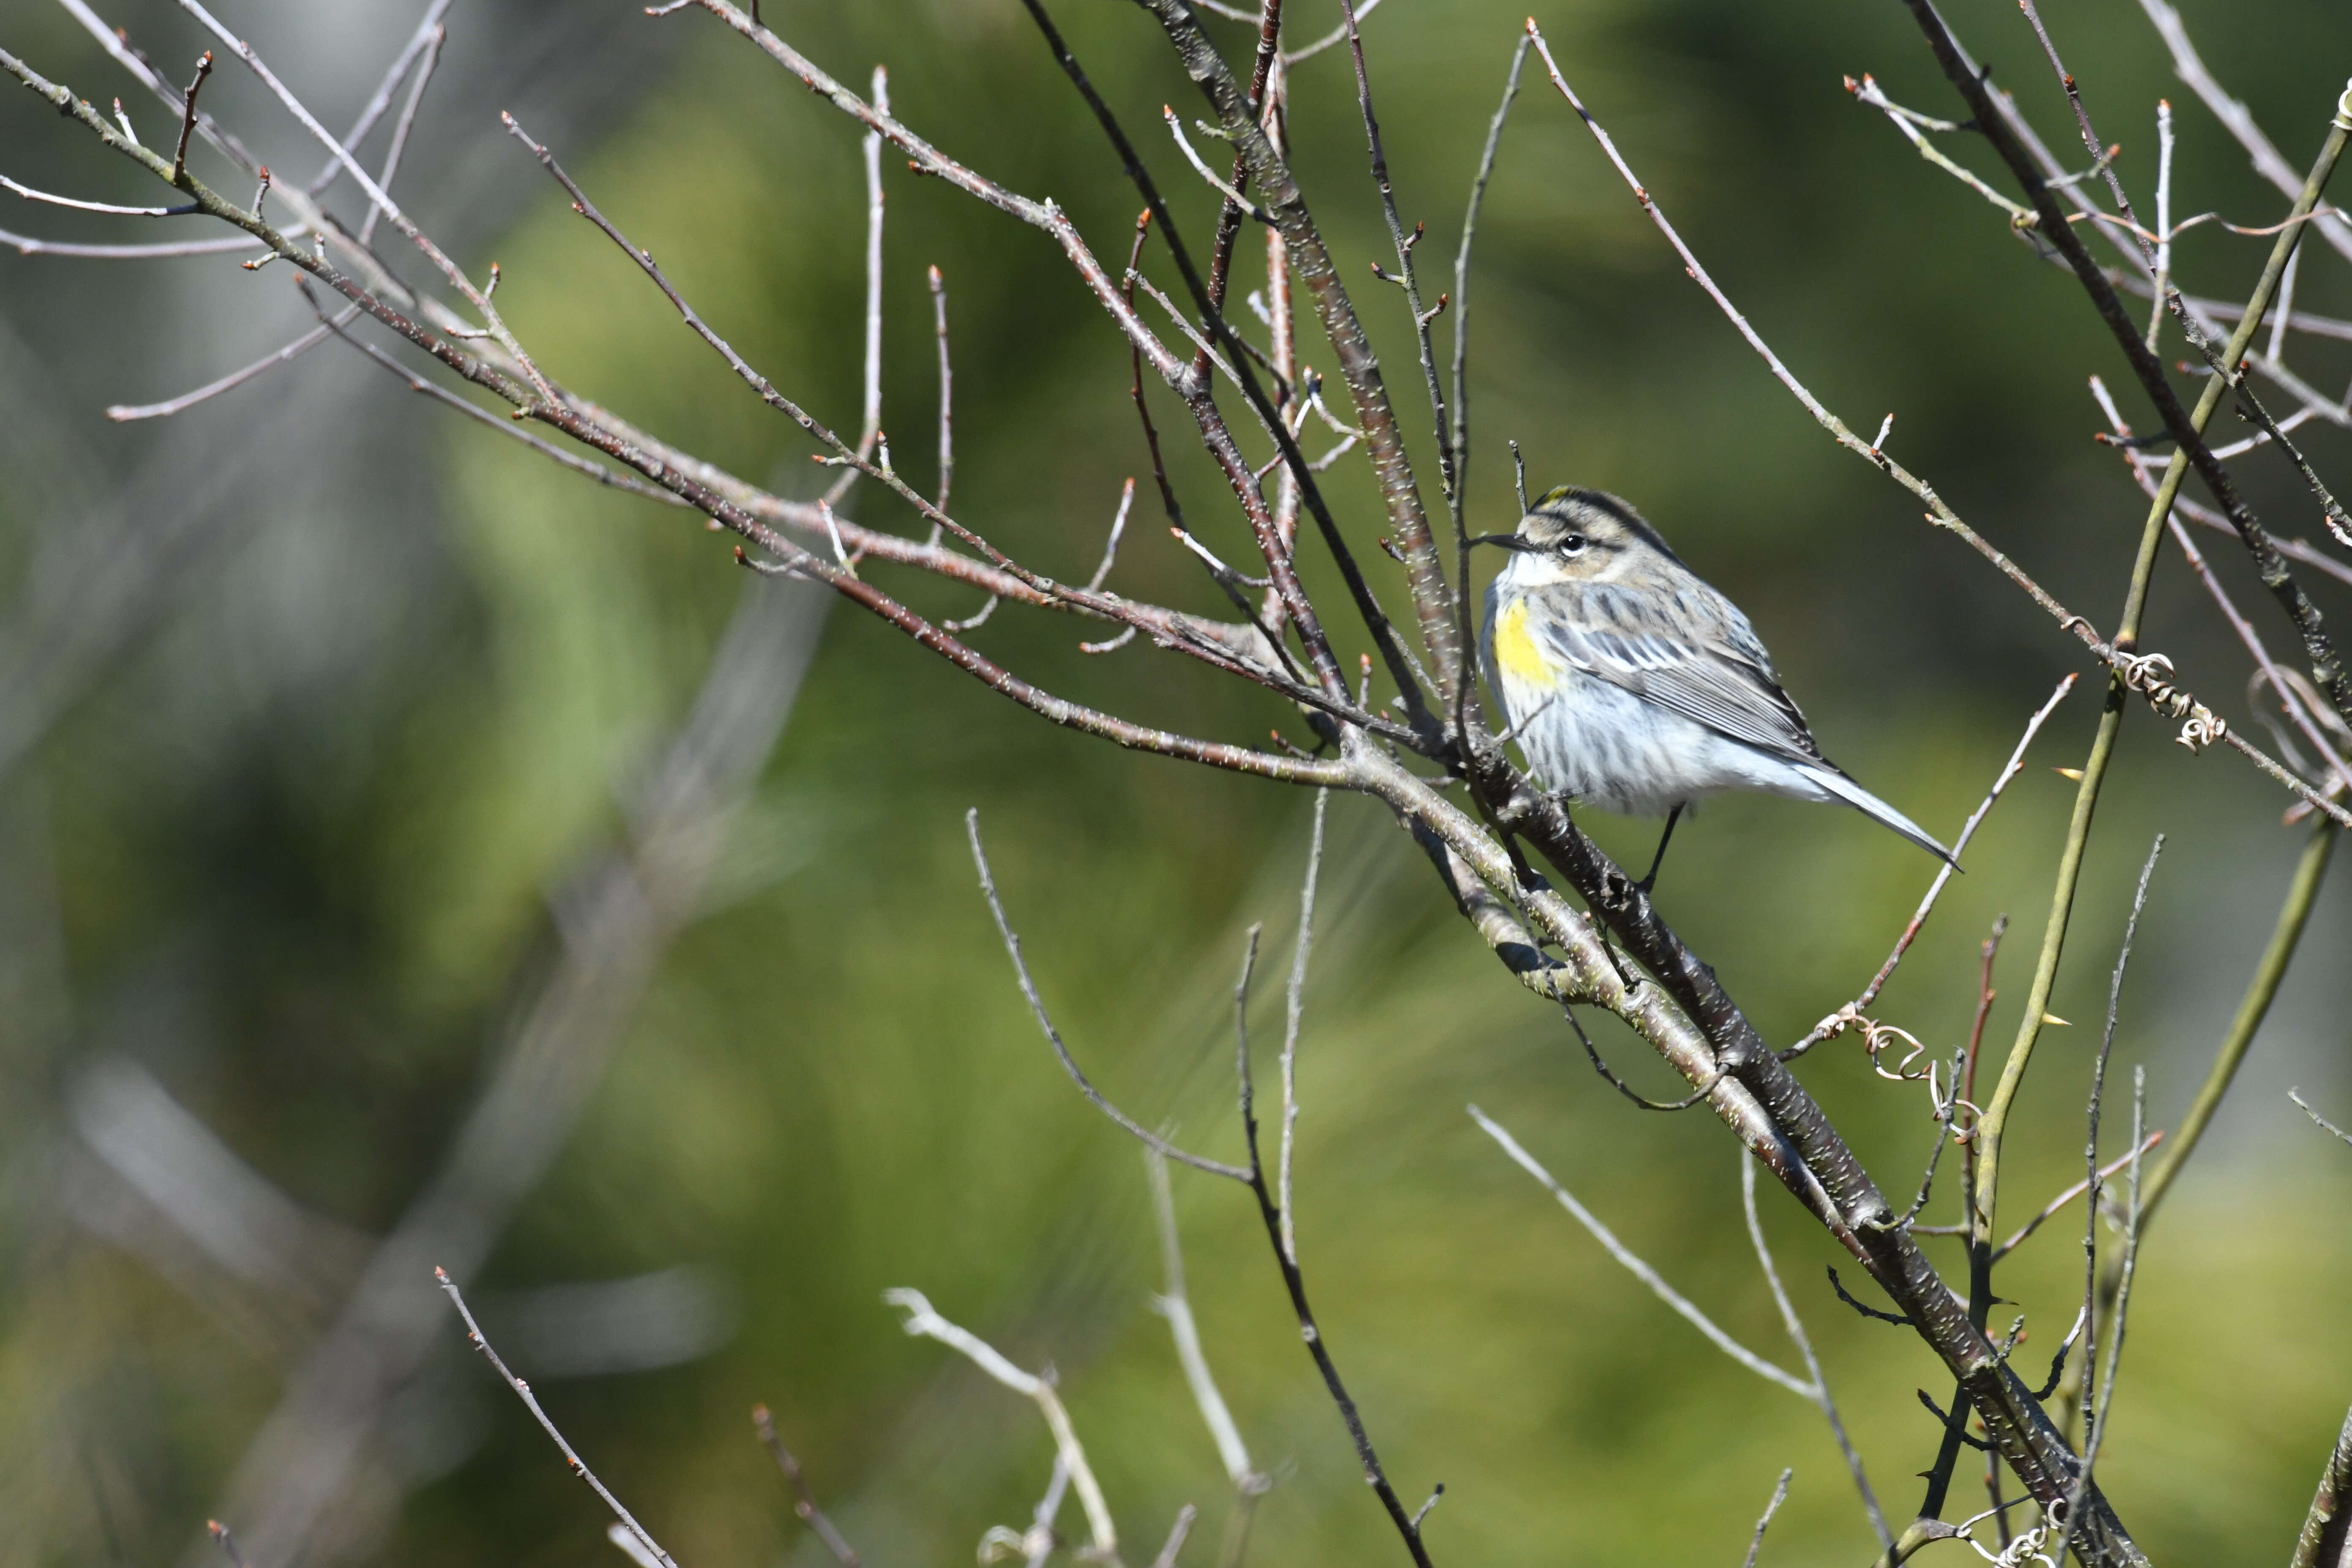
[1532,602,1824,762]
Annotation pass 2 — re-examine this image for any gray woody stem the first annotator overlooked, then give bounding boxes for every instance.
[1368,742,2144,1563]
[436,1269,680,1568]
[2292,1402,2352,1568]
[1743,1154,1889,1549]
[1134,0,1465,714]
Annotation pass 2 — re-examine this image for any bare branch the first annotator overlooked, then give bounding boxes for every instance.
[2292,1089,2352,1149]
[752,1406,862,1568]
[2290,1400,2352,1568]
[1941,1132,2167,1257]
[968,809,1251,1181]
[1277,787,1327,1266]
[1087,478,1136,593]
[1449,32,1532,596]
[1,171,195,216]
[1281,0,1387,65]
[173,0,555,401]
[1743,1470,1794,1568]
[1786,675,2076,1059]
[928,263,953,528]
[1471,1106,1813,1398]
[1150,1505,1198,1568]
[823,64,889,509]
[884,1288,1117,1558]
[1145,1150,1266,1496]
[436,1268,680,1568]
[1742,1154,1889,1549]
[171,49,212,182]
[110,26,444,424]
[2133,0,2352,267]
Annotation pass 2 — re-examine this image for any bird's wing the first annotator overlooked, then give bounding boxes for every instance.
[1528,588,1825,763]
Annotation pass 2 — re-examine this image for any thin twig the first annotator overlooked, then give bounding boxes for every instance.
[1471,1108,1811,1397]
[885,1288,1117,1558]
[173,0,555,402]
[967,810,1250,1181]
[1145,1149,1264,1494]
[2062,1064,2150,1565]
[752,1406,862,1568]
[1448,33,1531,717]
[929,264,952,537]
[1280,0,1386,64]
[1565,1000,1720,1111]
[1149,1505,1198,1568]
[1743,1470,1794,1568]
[435,1269,680,1568]
[1,172,194,216]
[2147,98,2173,350]
[1451,32,1530,539]
[1785,676,2075,1059]
[1234,937,1429,1568]
[1163,106,1272,222]
[1089,478,1136,592]
[2292,1089,2352,1148]
[171,50,212,182]
[824,65,889,508]
[1742,1154,1890,1549]
[1959,1132,2164,1260]
[2067,836,2163,1468]
[1277,787,1328,1265]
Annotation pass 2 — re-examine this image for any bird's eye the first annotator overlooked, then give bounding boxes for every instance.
[1559,534,1588,555]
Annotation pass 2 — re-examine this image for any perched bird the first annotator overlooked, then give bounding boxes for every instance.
[1475,486,1953,887]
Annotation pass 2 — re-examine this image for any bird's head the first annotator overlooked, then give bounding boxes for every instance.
[1472,487,1680,588]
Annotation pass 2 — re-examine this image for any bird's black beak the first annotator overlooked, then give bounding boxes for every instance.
[1467,533,1534,552]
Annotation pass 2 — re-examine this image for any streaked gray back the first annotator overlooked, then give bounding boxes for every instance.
[1521,577,1824,765]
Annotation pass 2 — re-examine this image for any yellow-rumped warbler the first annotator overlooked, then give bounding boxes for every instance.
[1476,487,1954,886]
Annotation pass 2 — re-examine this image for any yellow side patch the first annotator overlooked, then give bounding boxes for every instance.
[1492,598,1554,683]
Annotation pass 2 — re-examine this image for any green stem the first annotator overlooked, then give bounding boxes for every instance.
[1968,121,2349,1249]
[2140,816,2337,1221]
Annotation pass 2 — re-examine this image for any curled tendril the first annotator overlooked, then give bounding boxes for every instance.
[1861,1018,1930,1084]
[1969,1522,2061,1568]
[1812,1007,1981,1139]
[2114,653,2228,752]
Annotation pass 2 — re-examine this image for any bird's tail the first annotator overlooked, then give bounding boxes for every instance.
[1800,765,1960,868]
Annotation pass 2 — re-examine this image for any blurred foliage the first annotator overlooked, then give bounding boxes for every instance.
[3,0,2352,1566]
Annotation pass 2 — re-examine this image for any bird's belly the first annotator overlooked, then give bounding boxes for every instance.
[1501,666,1821,819]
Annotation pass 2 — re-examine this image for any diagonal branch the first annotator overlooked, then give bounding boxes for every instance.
[968,810,1252,1182]
[1133,0,1465,716]
[1898,2,2352,723]
[1473,1108,1813,1397]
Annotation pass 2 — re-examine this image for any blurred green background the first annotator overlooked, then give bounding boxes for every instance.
[3,0,2349,1565]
